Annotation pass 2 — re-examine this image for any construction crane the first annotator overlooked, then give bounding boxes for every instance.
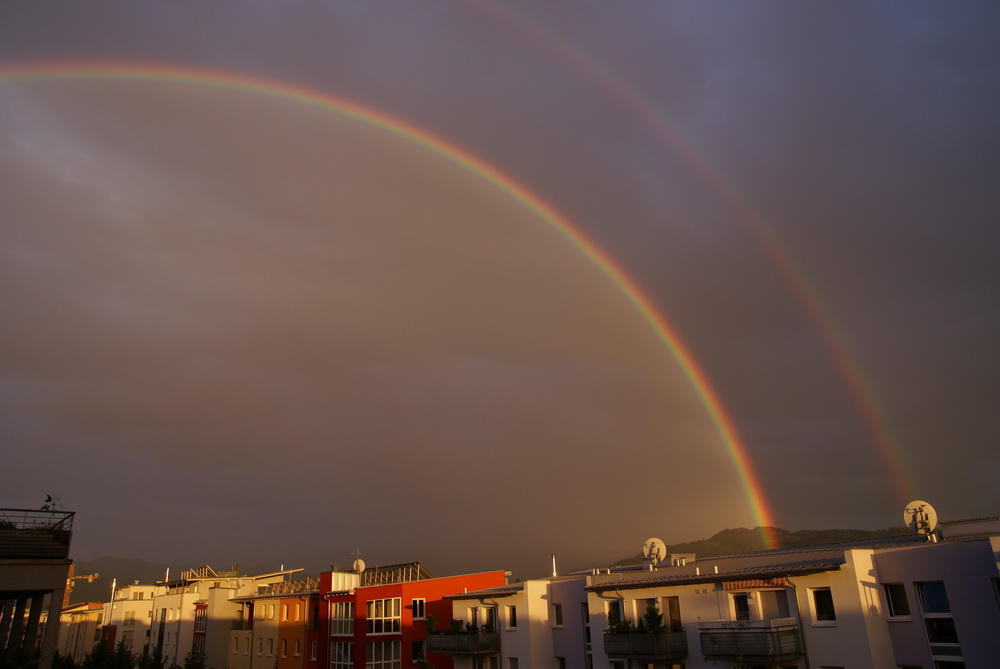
[64,563,101,607]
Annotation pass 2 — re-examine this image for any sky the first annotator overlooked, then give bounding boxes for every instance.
[1,1,998,580]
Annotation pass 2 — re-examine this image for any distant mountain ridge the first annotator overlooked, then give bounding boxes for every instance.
[614,526,912,565]
[69,526,912,604]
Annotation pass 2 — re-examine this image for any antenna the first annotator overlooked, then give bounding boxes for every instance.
[642,537,667,567]
[903,500,938,541]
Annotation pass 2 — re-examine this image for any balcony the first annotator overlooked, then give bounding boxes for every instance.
[699,618,801,663]
[426,632,500,655]
[604,629,688,661]
[0,508,75,559]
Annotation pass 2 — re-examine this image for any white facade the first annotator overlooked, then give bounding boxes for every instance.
[446,576,588,669]
[104,582,157,656]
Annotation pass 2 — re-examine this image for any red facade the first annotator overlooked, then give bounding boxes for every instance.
[317,566,506,668]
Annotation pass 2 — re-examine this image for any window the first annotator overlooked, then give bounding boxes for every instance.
[663,596,682,629]
[267,638,274,656]
[812,588,837,622]
[918,582,961,661]
[484,606,497,631]
[812,588,837,623]
[330,641,353,669]
[124,610,136,626]
[411,640,426,662]
[552,603,564,627]
[294,639,301,656]
[309,640,317,661]
[507,659,518,669]
[733,593,751,621]
[257,639,263,656]
[367,598,401,634]
[282,604,289,621]
[365,640,400,669]
[506,605,517,629]
[294,603,301,621]
[411,598,426,620]
[280,639,287,658]
[556,658,566,669]
[884,583,911,617]
[330,601,355,636]
[607,600,622,626]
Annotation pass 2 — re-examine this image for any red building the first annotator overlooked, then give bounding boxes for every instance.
[318,563,507,669]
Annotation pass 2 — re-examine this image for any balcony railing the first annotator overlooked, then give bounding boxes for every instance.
[698,618,801,662]
[0,508,75,559]
[427,632,500,655]
[604,629,688,660]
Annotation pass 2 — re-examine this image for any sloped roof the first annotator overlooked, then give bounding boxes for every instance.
[586,534,927,592]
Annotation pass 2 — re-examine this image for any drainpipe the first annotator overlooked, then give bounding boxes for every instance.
[484,598,502,666]
[784,575,811,669]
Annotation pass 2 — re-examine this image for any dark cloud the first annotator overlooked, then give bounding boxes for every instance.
[1,1,998,577]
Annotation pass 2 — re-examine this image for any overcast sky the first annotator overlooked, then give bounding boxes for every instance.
[2,1,998,579]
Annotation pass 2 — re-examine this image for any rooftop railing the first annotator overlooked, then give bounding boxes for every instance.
[0,508,75,559]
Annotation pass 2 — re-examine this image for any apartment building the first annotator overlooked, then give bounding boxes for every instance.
[55,603,104,664]
[227,578,320,669]
[102,581,157,656]
[148,565,299,669]
[318,563,508,669]
[435,574,590,669]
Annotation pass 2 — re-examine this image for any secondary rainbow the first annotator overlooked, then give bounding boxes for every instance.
[0,61,781,548]
[469,2,920,507]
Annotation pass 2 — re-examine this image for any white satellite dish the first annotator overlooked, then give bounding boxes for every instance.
[903,500,938,536]
[642,537,667,566]
[353,558,366,574]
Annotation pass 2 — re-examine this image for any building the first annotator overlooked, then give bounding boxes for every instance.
[148,565,300,669]
[318,562,508,669]
[0,507,75,669]
[54,603,104,664]
[434,574,590,669]
[102,581,157,657]
[227,578,321,669]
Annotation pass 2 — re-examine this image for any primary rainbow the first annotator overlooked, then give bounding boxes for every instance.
[0,61,781,548]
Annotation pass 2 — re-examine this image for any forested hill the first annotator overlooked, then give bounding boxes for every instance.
[614,526,911,565]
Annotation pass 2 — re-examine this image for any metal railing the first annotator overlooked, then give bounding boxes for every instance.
[604,629,688,660]
[0,508,75,531]
[0,508,75,559]
[698,618,801,662]
[427,632,500,655]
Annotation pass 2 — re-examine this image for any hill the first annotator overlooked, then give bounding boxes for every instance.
[613,526,911,565]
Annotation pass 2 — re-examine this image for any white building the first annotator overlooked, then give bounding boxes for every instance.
[103,581,157,657]
[436,575,589,669]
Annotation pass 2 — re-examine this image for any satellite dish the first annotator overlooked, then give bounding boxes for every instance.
[352,558,366,574]
[903,500,938,536]
[642,538,667,566]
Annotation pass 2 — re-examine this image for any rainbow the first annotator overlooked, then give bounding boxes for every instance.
[468,2,920,507]
[0,61,781,548]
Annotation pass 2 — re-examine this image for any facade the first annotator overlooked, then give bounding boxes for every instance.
[55,603,104,664]
[102,582,157,656]
[148,565,299,669]
[227,578,320,669]
[437,575,590,669]
[874,518,1000,668]
[318,563,508,669]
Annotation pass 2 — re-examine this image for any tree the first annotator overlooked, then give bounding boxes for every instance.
[181,647,206,669]
[642,604,665,634]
